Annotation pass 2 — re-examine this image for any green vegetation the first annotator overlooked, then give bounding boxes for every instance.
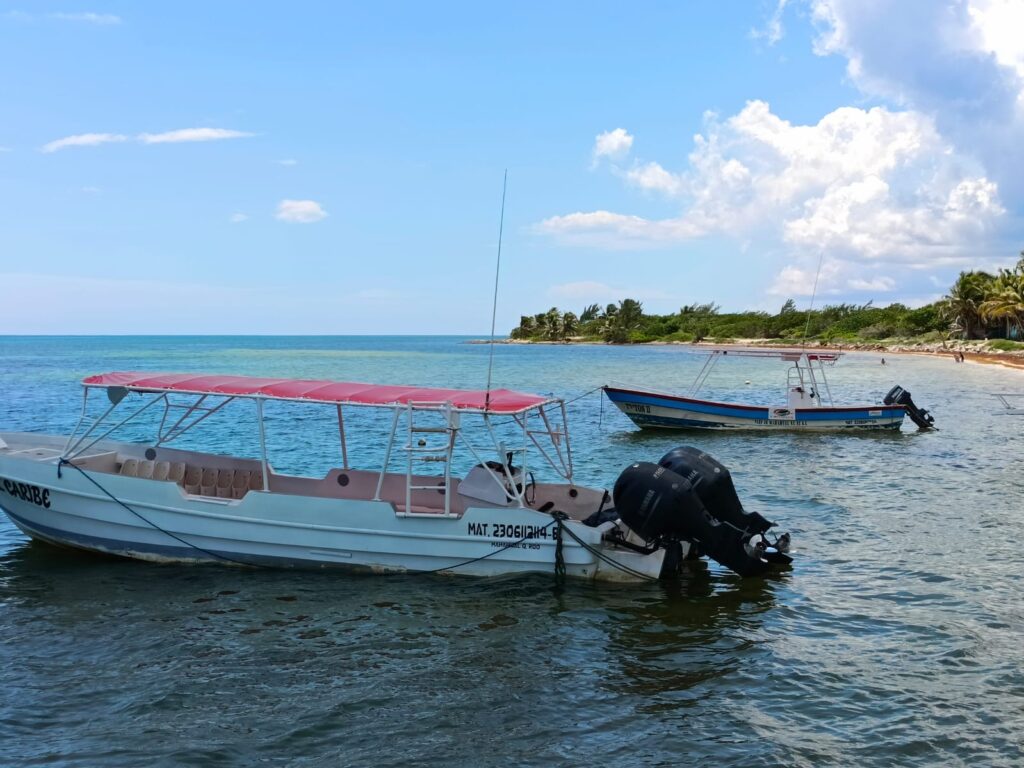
[510,253,1024,346]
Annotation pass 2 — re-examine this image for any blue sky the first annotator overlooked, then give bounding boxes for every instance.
[2,1,1023,333]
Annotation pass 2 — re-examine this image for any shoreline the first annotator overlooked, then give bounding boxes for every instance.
[467,337,1024,372]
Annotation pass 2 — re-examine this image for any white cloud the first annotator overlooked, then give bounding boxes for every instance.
[967,0,1024,79]
[49,12,121,25]
[275,199,328,223]
[229,213,248,223]
[541,101,1004,267]
[751,0,790,44]
[537,210,703,247]
[41,132,128,153]
[81,186,101,194]
[592,128,633,162]
[625,162,684,196]
[848,276,896,291]
[768,262,843,297]
[808,0,1024,199]
[276,158,298,166]
[138,128,253,144]
[40,128,253,152]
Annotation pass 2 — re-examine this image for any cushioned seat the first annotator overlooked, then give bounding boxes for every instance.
[119,458,139,477]
[200,467,217,496]
[168,462,186,483]
[152,461,170,481]
[136,460,155,480]
[232,470,251,499]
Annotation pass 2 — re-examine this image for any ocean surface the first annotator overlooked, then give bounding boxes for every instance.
[1,335,1023,767]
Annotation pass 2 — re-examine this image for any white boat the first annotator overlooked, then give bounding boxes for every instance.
[604,348,935,432]
[0,371,793,582]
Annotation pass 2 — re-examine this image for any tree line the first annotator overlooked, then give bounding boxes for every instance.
[509,252,1024,345]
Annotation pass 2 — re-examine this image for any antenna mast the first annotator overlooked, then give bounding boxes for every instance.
[801,251,825,349]
[484,170,508,410]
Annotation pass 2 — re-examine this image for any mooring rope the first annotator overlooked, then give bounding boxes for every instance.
[56,459,656,581]
[57,458,255,567]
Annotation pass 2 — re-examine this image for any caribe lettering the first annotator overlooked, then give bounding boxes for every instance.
[1,478,51,508]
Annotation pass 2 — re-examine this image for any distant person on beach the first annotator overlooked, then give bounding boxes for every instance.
[881,357,886,365]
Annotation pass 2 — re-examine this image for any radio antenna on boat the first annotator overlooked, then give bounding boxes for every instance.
[801,251,825,349]
[484,169,508,410]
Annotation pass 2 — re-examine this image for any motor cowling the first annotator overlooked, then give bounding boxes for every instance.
[657,446,773,534]
[883,385,935,430]
[613,461,777,577]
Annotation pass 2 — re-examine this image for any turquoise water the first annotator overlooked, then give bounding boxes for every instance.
[2,336,1023,766]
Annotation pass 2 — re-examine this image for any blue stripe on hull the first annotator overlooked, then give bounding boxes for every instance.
[627,413,903,430]
[605,388,904,430]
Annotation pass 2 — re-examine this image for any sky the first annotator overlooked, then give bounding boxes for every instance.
[1,0,1023,334]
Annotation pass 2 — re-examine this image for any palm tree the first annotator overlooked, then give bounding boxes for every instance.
[579,303,600,323]
[941,271,994,339]
[543,307,563,341]
[603,298,644,343]
[980,271,1024,339]
[561,311,579,339]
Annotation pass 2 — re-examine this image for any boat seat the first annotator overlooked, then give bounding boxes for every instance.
[200,467,218,497]
[232,470,251,499]
[152,461,170,481]
[249,471,264,491]
[216,469,234,490]
[136,460,155,480]
[168,462,186,483]
[119,458,139,477]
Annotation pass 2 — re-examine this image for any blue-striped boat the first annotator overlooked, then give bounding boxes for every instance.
[604,349,908,431]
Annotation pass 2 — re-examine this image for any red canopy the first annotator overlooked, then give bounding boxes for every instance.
[82,372,554,414]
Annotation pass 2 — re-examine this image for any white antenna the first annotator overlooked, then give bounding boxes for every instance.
[801,251,825,349]
[485,170,508,410]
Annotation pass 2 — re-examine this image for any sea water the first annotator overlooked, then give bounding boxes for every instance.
[1,336,1022,766]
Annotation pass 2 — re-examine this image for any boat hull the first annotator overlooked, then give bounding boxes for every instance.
[604,386,905,431]
[0,450,665,583]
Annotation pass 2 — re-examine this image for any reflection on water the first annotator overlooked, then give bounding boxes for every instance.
[1,336,1024,767]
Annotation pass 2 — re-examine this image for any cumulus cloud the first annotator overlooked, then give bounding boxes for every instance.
[625,162,684,196]
[592,128,633,162]
[808,0,1024,198]
[276,158,298,166]
[138,128,253,144]
[229,213,248,223]
[275,199,327,223]
[41,132,127,153]
[541,101,1004,267]
[49,12,121,25]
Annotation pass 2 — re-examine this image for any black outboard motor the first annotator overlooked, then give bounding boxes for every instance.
[884,385,935,430]
[613,456,792,578]
[658,447,774,535]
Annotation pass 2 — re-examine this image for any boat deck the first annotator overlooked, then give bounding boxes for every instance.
[0,432,604,521]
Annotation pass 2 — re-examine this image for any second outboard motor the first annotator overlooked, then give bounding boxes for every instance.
[613,461,782,577]
[658,446,773,535]
[884,385,935,430]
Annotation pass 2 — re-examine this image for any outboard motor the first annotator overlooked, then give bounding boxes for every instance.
[658,447,774,535]
[613,452,792,578]
[884,385,935,431]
